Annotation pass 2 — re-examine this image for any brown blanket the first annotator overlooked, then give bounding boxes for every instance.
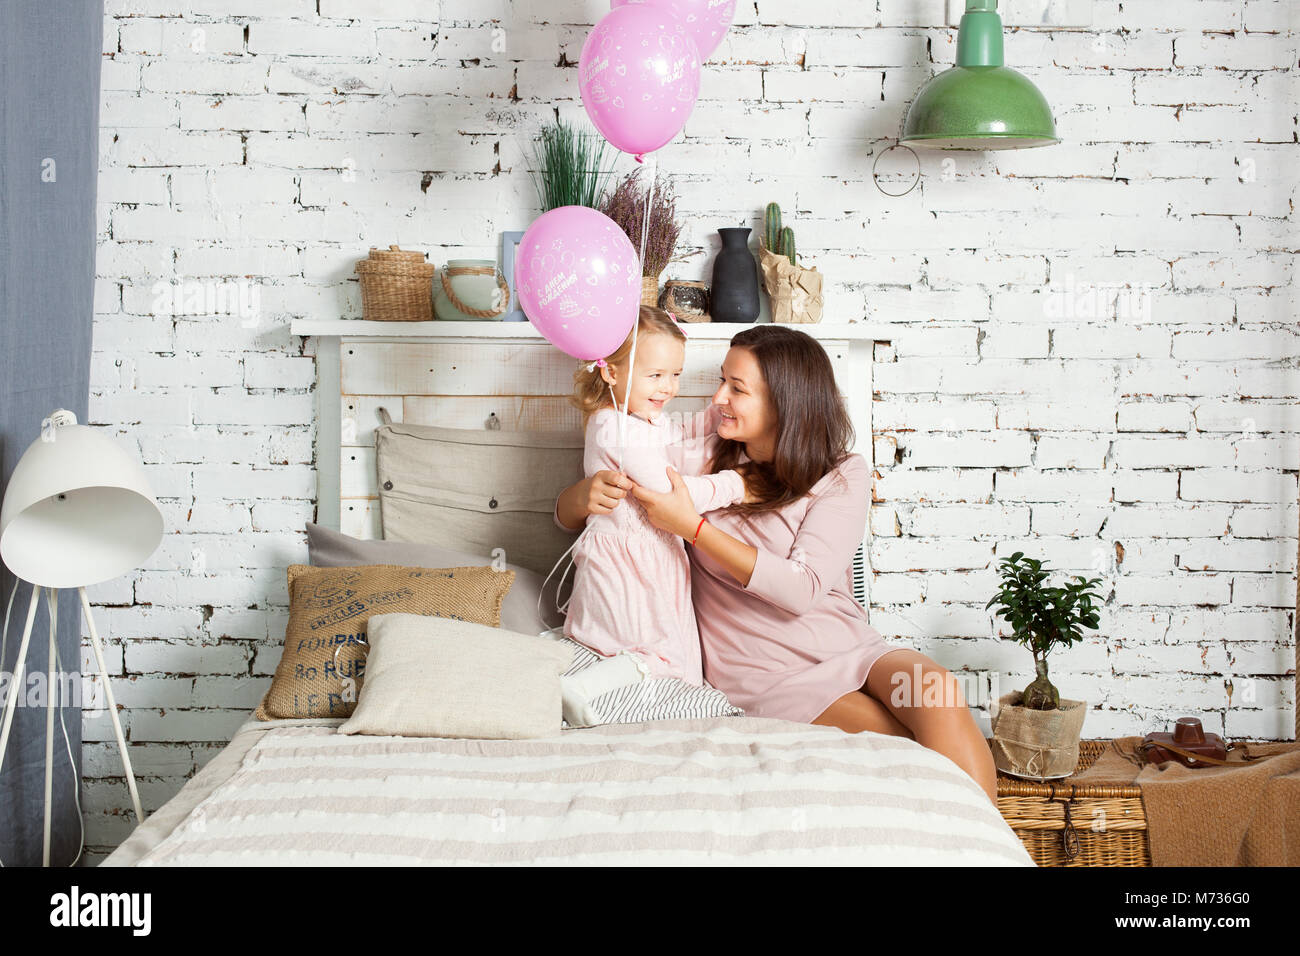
[1073,736,1300,866]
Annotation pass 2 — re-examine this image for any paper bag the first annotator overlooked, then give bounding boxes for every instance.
[759,241,824,324]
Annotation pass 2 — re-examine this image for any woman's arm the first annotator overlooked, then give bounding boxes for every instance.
[632,455,870,616]
[692,519,759,588]
[554,479,589,532]
[739,456,869,616]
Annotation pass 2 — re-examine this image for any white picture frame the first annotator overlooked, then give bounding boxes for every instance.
[500,230,526,322]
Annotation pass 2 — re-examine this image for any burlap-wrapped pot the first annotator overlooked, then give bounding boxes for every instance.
[758,241,823,324]
[991,691,1087,780]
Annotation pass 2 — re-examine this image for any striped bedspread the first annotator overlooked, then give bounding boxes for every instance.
[126,717,1033,866]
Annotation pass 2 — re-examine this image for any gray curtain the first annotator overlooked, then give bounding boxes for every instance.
[0,0,102,866]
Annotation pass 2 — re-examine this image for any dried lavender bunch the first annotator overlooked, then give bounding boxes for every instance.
[599,168,685,277]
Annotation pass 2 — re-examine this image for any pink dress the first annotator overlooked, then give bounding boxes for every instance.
[687,449,905,723]
[559,404,745,685]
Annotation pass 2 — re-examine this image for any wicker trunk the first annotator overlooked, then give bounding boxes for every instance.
[994,739,1151,866]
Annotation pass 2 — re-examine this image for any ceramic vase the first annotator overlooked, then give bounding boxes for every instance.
[710,227,759,323]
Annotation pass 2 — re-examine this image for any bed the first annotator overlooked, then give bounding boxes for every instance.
[106,712,1030,866]
[102,322,1032,866]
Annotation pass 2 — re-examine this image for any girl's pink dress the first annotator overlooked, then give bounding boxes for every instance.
[560,404,745,685]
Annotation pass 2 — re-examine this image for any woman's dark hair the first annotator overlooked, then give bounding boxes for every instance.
[709,325,856,516]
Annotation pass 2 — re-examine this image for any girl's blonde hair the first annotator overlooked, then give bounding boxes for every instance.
[569,304,685,430]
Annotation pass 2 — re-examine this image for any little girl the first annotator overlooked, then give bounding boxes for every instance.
[554,305,749,726]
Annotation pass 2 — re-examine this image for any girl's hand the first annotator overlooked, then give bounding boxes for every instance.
[630,466,701,539]
[740,471,760,504]
[586,469,638,517]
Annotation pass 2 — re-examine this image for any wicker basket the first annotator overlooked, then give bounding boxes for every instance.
[355,245,436,322]
[994,739,1150,866]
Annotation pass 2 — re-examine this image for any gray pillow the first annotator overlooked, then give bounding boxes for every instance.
[306,523,566,635]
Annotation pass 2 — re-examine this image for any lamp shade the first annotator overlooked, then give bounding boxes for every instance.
[0,411,163,588]
[901,0,1058,150]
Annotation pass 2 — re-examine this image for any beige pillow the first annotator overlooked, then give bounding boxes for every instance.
[338,613,572,739]
[256,563,514,721]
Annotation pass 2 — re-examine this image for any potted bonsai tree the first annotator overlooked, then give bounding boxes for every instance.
[985,551,1103,780]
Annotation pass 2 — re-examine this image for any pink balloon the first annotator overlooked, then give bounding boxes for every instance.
[516,206,641,362]
[611,0,736,60]
[580,5,701,158]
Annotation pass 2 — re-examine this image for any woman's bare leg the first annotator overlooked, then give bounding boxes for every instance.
[862,648,998,805]
[811,652,998,806]
[812,687,913,738]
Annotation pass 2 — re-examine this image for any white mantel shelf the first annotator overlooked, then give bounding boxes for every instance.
[297,316,878,557]
[290,319,893,341]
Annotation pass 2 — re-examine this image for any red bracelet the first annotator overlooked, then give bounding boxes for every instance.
[691,516,707,545]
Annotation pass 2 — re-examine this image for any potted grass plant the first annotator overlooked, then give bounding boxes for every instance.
[529,116,619,212]
[986,551,1103,780]
[600,168,687,306]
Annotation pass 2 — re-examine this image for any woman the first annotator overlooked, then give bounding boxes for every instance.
[555,325,998,804]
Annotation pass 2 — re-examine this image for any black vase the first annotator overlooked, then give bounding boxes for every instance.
[710,227,760,323]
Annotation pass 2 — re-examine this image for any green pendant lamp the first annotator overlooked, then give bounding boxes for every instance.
[901,0,1058,150]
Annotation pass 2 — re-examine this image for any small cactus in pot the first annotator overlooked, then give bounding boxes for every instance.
[764,201,782,254]
[758,200,822,324]
[763,202,798,266]
[779,226,796,266]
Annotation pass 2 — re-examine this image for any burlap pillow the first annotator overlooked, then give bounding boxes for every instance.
[255,563,514,720]
[305,522,566,634]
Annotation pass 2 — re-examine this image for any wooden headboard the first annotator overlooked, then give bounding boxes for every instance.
[292,319,885,613]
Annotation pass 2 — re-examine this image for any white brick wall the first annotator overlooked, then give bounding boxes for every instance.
[83,1,1298,861]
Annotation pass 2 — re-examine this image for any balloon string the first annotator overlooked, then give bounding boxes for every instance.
[537,522,590,628]
[622,153,656,478]
[638,155,657,291]
[608,378,624,473]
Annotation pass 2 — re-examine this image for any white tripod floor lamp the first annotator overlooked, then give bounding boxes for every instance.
[0,409,163,865]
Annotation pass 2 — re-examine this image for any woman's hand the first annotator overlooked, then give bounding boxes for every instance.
[630,466,702,540]
[740,470,760,504]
